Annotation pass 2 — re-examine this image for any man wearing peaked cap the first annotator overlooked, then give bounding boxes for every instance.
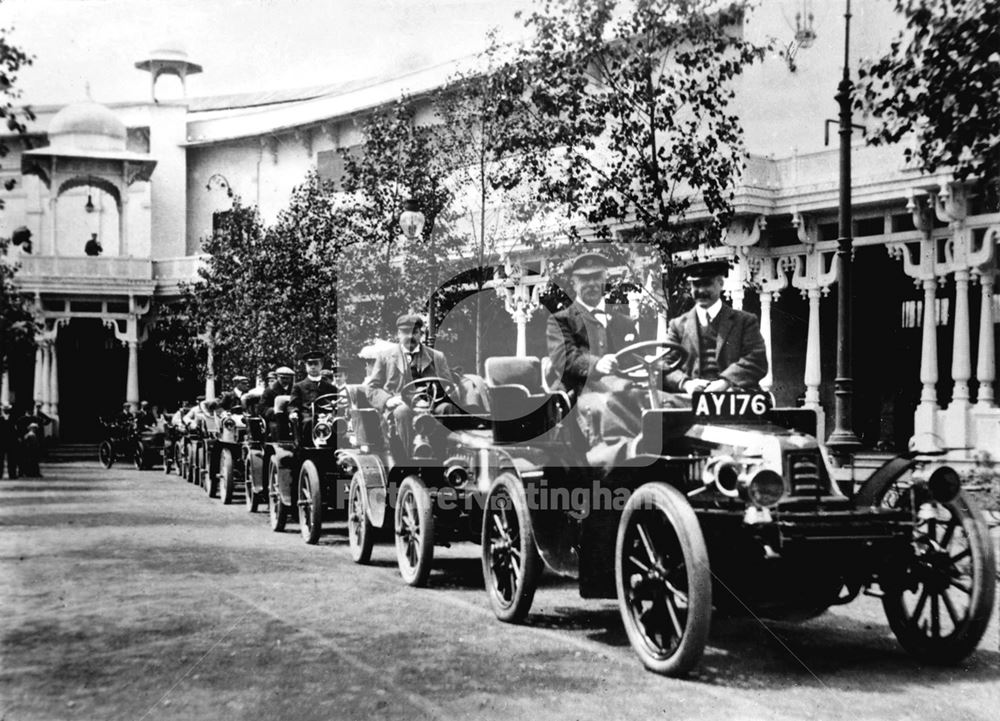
[547,251,642,441]
[364,313,455,453]
[260,365,295,423]
[664,257,767,394]
[288,351,338,438]
[220,374,251,411]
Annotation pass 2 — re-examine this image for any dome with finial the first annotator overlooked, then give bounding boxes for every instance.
[47,101,127,152]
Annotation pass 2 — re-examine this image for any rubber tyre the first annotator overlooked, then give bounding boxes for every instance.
[297,461,323,544]
[882,491,996,664]
[394,475,435,587]
[268,461,288,532]
[615,482,712,677]
[244,458,259,513]
[348,471,375,564]
[134,442,146,471]
[481,472,543,623]
[219,448,236,505]
[206,447,220,498]
[98,441,115,469]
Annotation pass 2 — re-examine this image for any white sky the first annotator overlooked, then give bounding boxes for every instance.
[2,0,533,106]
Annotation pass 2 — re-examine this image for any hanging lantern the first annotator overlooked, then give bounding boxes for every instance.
[398,198,425,240]
[85,193,95,213]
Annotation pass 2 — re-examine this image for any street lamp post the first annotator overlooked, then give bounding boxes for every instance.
[398,198,433,343]
[826,0,862,457]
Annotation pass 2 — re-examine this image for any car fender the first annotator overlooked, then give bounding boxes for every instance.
[338,451,387,528]
[271,445,297,506]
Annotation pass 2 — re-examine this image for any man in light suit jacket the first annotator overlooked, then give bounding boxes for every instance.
[546,252,642,441]
[664,260,768,393]
[364,314,455,453]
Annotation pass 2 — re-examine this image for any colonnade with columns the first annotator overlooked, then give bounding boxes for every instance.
[888,183,998,455]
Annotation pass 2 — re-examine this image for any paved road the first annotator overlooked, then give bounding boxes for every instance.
[1,462,999,721]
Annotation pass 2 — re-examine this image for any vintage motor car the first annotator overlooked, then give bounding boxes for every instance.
[98,417,163,470]
[477,341,996,677]
[343,363,575,589]
[270,391,352,544]
[215,408,248,504]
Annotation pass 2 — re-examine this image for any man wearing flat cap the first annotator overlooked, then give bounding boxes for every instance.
[364,314,455,452]
[260,366,295,425]
[220,375,251,411]
[546,252,642,441]
[288,351,339,438]
[664,259,767,394]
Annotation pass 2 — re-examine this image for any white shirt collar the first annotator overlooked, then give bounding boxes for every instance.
[306,374,322,382]
[576,298,607,327]
[695,298,723,325]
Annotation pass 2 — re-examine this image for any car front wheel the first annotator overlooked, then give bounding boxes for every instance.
[298,461,323,544]
[615,482,712,677]
[268,461,288,532]
[394,475,434,586]
[482,473,542,623]
[348,471,375,564]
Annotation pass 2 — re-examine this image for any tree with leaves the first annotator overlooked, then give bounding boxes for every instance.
[495,0,766,257]
[855,0,999,184]
[336,99,456,358]
[1,6,34,373]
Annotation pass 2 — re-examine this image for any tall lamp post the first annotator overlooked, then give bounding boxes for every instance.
[398,198,432,343]
[826,0,862,457]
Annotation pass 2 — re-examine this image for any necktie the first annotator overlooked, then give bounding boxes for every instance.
[591,309,607,328]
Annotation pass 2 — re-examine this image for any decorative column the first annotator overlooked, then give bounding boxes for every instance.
[39,341,51,416]
[118,183,130,257]
[46,196,59,256]
[0,370,9,406]
[106,296,151,411]
[49,329,60,437]
[934,183,976,449]
[791,215,838,410]
[889,193,942,452]
[752,255,790,393]
[722,216,765,313]
[198,324,217,401]
[975,253,996,408]
[126,340,140,409]
[32,344,44,406]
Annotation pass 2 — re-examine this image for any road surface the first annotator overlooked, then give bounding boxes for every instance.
[1,462,998,720]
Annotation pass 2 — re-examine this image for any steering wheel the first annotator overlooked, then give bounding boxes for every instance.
[399,376,458,410]
[612,340,689,409]
[311,392,346,418]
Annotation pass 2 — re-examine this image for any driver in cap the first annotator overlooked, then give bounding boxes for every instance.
[363,314,455,453]
[546,252,642,442]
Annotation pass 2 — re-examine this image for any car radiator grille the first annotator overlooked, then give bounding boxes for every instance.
[787,452,826,496]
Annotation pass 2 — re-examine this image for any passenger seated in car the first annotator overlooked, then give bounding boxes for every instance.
[663,259,767,395]
[364,314,456,453]
[287,350,339,442]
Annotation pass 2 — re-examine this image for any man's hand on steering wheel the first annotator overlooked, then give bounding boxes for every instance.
[594,354,618,375]
[398,377,459,409]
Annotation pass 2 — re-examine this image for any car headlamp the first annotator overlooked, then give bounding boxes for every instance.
[747,469,784,508]
[312,422,332,446]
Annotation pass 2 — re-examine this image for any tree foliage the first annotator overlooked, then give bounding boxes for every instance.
[494,0,766,252]
[0,0,33,206]
[855,0,999,183]
[336,99,457,356]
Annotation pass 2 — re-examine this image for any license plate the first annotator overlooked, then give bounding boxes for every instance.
[692,391,771,418]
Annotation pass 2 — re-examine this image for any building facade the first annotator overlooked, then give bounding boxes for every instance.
[0,3,996,458]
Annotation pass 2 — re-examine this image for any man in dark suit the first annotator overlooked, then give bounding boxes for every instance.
[288,351,339,440]
[664,260,768,394]
[260,367,294,420]
[364,314,455,453]
[219,375,250,411]
[547,252,641,441]
[1,403,18,479]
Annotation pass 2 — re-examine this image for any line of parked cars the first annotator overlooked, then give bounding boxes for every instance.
[143,343,994,677]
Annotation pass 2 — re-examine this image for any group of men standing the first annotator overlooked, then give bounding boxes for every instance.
[0,402,53,479]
